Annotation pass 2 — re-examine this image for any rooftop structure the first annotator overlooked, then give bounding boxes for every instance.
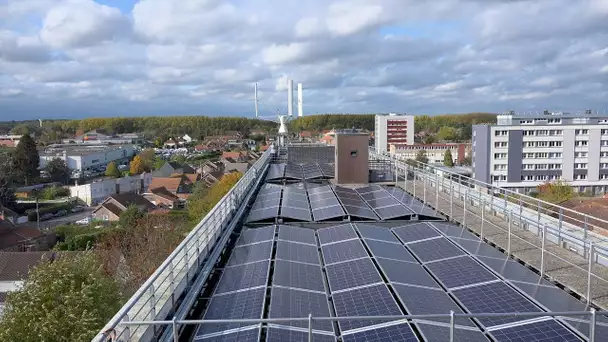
[39,144,135,172]
[375,114,415,153]
[94,145,608,342]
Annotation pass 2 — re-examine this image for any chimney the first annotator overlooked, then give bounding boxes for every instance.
[297,83,303,117]
[287,79,293,116]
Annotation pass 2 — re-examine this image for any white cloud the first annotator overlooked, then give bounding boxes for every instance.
[530,77,555,87]
[326,2,385,36]
[40,0,130,49]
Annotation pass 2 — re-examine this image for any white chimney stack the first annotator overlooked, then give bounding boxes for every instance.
[287,79,293,116]
[297,83,303,117]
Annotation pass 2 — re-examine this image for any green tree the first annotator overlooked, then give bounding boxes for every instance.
[119,204,145,228]
[105,161,121,178]
[129,155,146,175]
[460,155,472,166]
[188,172,242,223]
[536,180,574,204]
[10,123,32,135]
[0,252,122,342]
[415,150,429,165]
[12,134,39,185]
[443,150,455,167]
[45,158,70,184]
[436,127,459,141]
[0,175,16,210]
[171,154,186,165]
[153,157,166,170]
[139,148,156,170]
[422,135,436,144]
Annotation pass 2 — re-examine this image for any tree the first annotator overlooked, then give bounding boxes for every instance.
[415,150,429,165]
[536,180,574,204]
[460,155,472,166]
[171,154,186,165]
[12,134,39,185]
[443,150,454,167]
[0,252,122,342]
[105,161,121,178]
[188,172,242,223]
[153,157,166,170]
[139,148,155,170]
[118,204,145,229]
[436,126,459,142]
[422,135,436,144]
[129,155,146,175]
[0,175,16,210]
[45,158,70,184]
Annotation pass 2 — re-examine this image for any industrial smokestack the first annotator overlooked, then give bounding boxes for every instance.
[287,79,293,116]
[297,83,303,117]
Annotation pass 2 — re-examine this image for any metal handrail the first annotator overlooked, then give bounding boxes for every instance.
[114,310,605,342]
[373,149,608,229]
[93,148,274,342]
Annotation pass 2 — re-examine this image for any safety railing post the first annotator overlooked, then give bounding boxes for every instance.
[404,165,408,191]
[449,310,455,342]
[308,313,313,342]
[537,201,541,224]
[435,173,440,210]
[507,211,512,255]
[541,224,547,277]
[413,169,417,198]
[584,216,589,241]
[590,308,597,342]
[588,242,594,305]
[450,179,454,221]
[423,174,427,204]
[123,314,131,341]
[463,189,467,227]
[172,318,179,342]
[480,198,485,241]
[558,208,563,245]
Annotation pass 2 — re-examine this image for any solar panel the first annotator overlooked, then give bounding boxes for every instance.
[310,197,341,208]
[269,287,333,332]
[343,205,379,220]
[407,237,466,263]
[317,224,358,245]
[425,256,498,289]
[392,223,442,243]
[266,327,336,342]
[431,222,479,241]
[214,260,270,295]
[364,239,416,262]
[307,185,332,194]
[321,239,368,265]
[452,239,508,260]
[375,205,413,220]
[198,326,261,342]
[247,206,279,223]
[277,225,317,245]
[281,206,312,221]
[313,206,346,221]
[416,323,489,342]
[275,240,320,265]
[452,282,542,328]
[365,197,400,208]
[360,191,391,201]
[325,258,383,292]
[489,319,582,342]
[272,260,326,292]
[354,223,401,243]
[338,196,368,207]
[342,323,418,342]
[392,283,475,327]
[236,226,275,246]
[196,287,266,336]
[227,241,273,266]
[332,284,402,332]
[376,258,440,288]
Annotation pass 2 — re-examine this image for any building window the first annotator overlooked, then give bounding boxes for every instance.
[548,141,562,147]
[494,141,508,148]
[535,164,548,170]
[601,152,608,157]
[575,174,587,180]
[494,130,508,136]
[601,174,608,180]
[535,152,548,158]
[523,130,535,136]
[602,140,608,146]
[523,142,535,148]
[601,163,608,169]
[575,152,588,158]
[520,120,533,124]
[575,140,588,147]
[494,164,507,171]
[522,164,534,170]
[602,129,608,135]
[536,130,549,136]
[575,163,588,169]
[536,141,548,147]
[575,129,589,135]
[548,118,561,124]
[494,153,507,159]
[523,153,535,159]
[548,152,562,158]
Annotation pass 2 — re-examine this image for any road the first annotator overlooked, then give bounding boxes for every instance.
[22,208,95,229]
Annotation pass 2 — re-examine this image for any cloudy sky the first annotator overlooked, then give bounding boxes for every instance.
[0,0,607,120]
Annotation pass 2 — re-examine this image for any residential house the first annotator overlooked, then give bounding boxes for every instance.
[148,175,194,199]
[143,187,180,209]
[0,220,48,252]
[164,139,178,149]
[182,134,194,143]
[222,151,248,162]
[201,170,225,187]
[199,160,225,175]
[250,129,267,136]
[92,193,156,222]
[222,160,250,174]
[153,162,196,177]
[300,131,313,139]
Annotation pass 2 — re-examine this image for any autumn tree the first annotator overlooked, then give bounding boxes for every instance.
[118,204,145,229]
[129,155,146,174]
[436,126,459,142]
[139,148,156,171]
[536,180,574,204]
[45,158,70,184]
[105,161,121,178]
[443,150,454,167]
[188,172,242,223]
[12,134,39,185]
[460,155,472,166]
[415,150,429,165]
[0,252,122,342]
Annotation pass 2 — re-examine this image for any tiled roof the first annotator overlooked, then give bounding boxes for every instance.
[150,187,180,201]
[110,192,155,210]
[0,222,45,250]
[0,251,79,281]
[149,177,184,193]
[102,202,123,217]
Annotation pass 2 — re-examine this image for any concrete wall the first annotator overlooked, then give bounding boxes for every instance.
[70,173,151,205]
[335,134,369,184]
[472,125,491,184]
[507,130,523,182]
[562,129,575,181]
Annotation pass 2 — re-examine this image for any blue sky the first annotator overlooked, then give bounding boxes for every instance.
[0,0,607,120]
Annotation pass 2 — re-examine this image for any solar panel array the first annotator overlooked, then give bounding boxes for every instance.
[246,185,282,223]
[287,146,335,164]
[265,162,335,183]
[199,185,589,341]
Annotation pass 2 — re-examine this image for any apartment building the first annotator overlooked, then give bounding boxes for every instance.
[374,113,414,152]
[472,112,608,194]
[389,143,470,164]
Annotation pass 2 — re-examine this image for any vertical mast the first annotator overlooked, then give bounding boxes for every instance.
[254,83,259,118]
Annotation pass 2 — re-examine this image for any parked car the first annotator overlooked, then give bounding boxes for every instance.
[75,217,91,225]
[54,210,68,217]
[71,206,84,213]
[40,213,54,221]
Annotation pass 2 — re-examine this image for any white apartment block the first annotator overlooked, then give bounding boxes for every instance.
[389,143,470,165]
[473,113,608,194]
[375,114,415,153]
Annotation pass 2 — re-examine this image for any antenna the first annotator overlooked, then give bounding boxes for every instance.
[254,83,259,118]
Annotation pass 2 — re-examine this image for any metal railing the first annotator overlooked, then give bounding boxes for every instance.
[93,148,274,342]
[370,149,608,307]
[107,310,607,342]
